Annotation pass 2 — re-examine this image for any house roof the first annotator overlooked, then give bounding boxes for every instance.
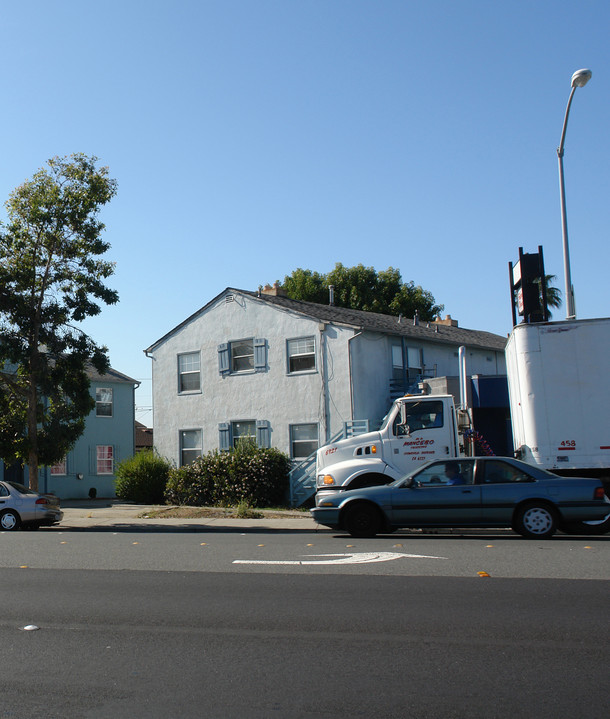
[86,364,139,385]
[145,287,508,354]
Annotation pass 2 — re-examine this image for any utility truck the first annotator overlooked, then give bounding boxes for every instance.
[316,317,610,503]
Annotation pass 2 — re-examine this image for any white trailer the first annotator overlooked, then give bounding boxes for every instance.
[505,318,610,485]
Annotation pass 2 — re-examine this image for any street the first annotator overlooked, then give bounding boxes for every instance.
[1,527,608,718]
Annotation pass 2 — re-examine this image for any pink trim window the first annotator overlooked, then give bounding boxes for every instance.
[97,445,114,475]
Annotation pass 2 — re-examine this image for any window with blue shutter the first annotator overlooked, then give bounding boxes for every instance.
[218,343,229,374]
[218,422,231,451]
[256,420,270,448]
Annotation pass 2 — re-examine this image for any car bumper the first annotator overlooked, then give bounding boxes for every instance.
[310,507,341,529]
[36,509,63,526]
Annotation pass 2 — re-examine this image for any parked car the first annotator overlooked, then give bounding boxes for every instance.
[0,481,63,531]
[310,457,610,539]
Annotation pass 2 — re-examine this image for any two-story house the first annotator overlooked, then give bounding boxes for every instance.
[144,286,508,481]
[1,365,138,499]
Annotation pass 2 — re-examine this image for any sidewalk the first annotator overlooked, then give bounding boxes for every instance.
[57,499,318,531]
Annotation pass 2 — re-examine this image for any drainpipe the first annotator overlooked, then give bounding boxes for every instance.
[347,331,363,422]
[459,346,468,410]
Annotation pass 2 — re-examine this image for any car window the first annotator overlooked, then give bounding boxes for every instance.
[7,481,37,495]
[0,483,9,497]
[412,460,475,486]
[481,460,534,484]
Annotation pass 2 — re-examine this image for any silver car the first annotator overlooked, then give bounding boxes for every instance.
[0,481,63,530]
[311,456,610,539]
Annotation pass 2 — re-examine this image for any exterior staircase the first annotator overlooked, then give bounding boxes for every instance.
[288,419,370,507]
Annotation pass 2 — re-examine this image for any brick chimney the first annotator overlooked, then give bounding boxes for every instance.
[261,282,287,297]
[433,314,458,327]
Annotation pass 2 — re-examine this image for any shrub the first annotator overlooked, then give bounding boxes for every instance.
[115,451,172,504]
[165,442,290,508]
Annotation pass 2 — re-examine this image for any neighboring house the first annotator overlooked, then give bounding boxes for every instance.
[144,285,508,480]
[0,365,138,499]
[135,421,154,452]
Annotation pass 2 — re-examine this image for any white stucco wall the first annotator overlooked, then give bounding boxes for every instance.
[149,292,355,464]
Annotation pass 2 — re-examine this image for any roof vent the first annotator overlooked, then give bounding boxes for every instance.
[329,285,335,306]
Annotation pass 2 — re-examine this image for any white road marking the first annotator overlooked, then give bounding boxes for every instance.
[233,551,448,565]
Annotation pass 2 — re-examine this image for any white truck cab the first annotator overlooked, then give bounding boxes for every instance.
[316,394,462,494]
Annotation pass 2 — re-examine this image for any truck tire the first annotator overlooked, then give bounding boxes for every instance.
[513,502,557,539]
[343,503,382,538]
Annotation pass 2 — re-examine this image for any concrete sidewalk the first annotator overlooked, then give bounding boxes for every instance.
[57,499,318,531]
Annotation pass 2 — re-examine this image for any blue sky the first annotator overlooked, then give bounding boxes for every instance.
[1,1,608,425]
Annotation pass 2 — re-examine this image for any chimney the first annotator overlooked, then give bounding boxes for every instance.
[434,314,458,328]
[261,282,287,297]
[329,285,335,306]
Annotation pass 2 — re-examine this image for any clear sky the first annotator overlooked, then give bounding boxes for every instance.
[1,1,608,426]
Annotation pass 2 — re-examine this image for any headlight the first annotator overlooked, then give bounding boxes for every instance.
[322,474,335,485]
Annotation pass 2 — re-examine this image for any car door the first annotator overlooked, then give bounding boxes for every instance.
[389,459,482,526]
[478,459,538,524]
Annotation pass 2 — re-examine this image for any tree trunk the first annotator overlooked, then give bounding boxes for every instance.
[27,374,39,492]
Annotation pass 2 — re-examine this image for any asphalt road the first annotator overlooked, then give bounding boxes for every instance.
[1,528,608,718]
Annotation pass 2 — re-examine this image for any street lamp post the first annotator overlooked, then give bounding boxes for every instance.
[557,68,592,320]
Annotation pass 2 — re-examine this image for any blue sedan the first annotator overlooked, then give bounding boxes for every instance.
[310,457,610,539]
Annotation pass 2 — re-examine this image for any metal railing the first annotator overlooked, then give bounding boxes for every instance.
[288,419,370,506]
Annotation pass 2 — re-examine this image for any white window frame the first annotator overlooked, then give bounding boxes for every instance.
[180,429,203,466]
[50,459,67,476]
[289,423,319,459]
[287,337,316,374]
[178,352,201,394]
[96,387,113,417]
[230,339,254,373]
[231,420,256,448]
[96,445,114,475]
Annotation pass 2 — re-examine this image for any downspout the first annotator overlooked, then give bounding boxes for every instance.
[347,331,363,422]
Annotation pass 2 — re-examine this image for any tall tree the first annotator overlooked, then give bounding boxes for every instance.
[282,263,444,321]
[0,154,118,490]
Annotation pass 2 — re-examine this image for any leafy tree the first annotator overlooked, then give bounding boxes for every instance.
[0,154,118,490]
[281,263,444,321]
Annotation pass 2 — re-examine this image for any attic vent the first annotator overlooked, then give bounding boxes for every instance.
[225,294,235,303]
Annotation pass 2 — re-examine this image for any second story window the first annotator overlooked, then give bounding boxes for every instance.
[287,337,315,373]
[178,352,201,393]
[218,339,267,375]
[96,388,113,417]
[231,340,254,373]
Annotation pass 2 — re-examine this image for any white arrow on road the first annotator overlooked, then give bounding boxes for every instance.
[233,551,447,566]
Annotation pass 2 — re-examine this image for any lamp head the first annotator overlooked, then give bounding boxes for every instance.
[571,68,592,88]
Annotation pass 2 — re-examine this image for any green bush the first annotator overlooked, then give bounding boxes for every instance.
[165,442,291,508]
[115,451,172,504]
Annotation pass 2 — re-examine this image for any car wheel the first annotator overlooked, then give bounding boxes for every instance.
[344,503,382,538]
[560,512,610,536]
[0,509,21,531]
[513,503,556,539]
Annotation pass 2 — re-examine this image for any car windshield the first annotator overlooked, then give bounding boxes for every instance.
[7,481,37,495]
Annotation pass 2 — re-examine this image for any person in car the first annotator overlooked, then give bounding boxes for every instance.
[444,462,466,485]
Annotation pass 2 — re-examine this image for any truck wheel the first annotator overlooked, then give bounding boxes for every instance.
[344,503,382,538]
[513,503,556,539]
[0,509,21,531]
[561,513,610,536]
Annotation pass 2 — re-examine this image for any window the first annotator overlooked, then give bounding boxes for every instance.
[51,459,67,476]
[392,344,423,381]
[218,339,267,374]
[287,337,316,373]
[96,446,114,475]
[393,400,444,436]
[178,352,201,393]
[96,388,113,417]
[290,423,319,459]
[231,420,256,447]
[482,460,534,484]
[180,429,202,466]
[412,460,475,486]
[218,420,270,450]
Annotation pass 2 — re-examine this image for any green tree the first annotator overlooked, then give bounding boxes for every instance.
[541,274,562,318]
[281,263,444,321]
[0,154,118,490]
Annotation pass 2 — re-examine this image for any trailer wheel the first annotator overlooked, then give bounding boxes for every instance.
[343,503,382,538]
[513,502,557,539]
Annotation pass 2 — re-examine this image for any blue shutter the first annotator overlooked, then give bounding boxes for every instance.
[254,338,267,371]
[218,423,231,451]
[256,420,270,448]
[218,343,229,374]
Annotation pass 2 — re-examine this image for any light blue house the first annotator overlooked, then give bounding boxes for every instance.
[1,365,138,499]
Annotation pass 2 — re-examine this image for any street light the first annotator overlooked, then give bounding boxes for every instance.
[557,68,592,320]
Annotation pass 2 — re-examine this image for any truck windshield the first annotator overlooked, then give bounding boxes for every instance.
[393,400,444,435]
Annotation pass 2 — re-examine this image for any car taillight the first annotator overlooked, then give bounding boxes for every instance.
[593,487,605,500]
[35,497,49,505]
